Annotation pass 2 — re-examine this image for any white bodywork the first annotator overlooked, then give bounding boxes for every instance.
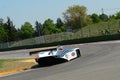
[30,46,81,64]
[62,48,78,61]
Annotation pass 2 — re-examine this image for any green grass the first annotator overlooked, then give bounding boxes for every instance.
[0,60,6,68]
[0,59,21,68]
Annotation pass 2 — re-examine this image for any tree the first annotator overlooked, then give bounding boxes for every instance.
[56,18,66,32]
[109,15,116,21]
[63,5,92,29]
[16,29,22,40]
[43,19,58,35]
[20,22,35,39]
[35,21,43,36]
[99,13,109,22]
[4,17,18,41]
[90,13,101,23]
[56,18,63,28]
[0,25,7,43]
[115,11,120,19]
[0,18,3,25]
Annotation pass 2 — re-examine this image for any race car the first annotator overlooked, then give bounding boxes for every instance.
[29,46,81,65]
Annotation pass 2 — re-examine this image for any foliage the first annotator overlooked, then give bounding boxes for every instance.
[56,18,64,28]
[43,18,64,35]
[63,5,92,29]
[4,17,18,41]
[43,19,56,34]
[0,18,4,25]
[20,22,35,39]
[0,25,7,43]
[99,13,109,22]
[0,5,120,44]
[17,29,23,40]
[60,25,66,32]
[90,13,101,23]
[115,11,120,19]
[35,21,43,36]
[109,15,116,21]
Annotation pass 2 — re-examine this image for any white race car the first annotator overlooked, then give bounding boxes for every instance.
[30,46,81,65]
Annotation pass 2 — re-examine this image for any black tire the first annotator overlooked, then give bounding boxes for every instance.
[76,49,81,57]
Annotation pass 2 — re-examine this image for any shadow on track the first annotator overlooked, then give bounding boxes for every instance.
[31,58,68,69]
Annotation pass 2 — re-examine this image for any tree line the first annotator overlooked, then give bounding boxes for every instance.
[0,5,120,43]
[0,17,66,43]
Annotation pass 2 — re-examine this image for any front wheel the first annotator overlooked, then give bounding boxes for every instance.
[76,49,81,57]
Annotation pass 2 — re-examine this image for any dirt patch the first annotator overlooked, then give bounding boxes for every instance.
[20,59,35,63]
[0,59,37,76]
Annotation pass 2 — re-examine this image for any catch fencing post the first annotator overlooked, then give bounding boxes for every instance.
[119,21,120,29]
[88,26,91,37]
[80,28,83,38]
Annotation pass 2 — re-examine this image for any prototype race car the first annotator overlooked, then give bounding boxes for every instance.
[29,46,81,65]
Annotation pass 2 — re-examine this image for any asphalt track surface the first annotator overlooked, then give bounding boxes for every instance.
[0,40,120,80]
[0,49,34,59]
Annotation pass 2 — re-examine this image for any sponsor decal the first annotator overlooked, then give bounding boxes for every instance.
[71,52,75,56]
[58,49,74,57]
[35,53,39,58]
[59,50,64,54]
[65,54,68,58]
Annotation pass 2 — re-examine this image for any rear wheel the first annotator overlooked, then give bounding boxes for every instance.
[36,57,68,66]
[76,49,81,57]
[37,57,55,66]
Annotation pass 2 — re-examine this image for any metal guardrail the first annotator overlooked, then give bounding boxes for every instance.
[0,20,120,49]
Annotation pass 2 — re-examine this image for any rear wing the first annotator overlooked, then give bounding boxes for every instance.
[29,47,57,55]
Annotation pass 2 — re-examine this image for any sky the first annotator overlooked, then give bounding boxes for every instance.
[0,0,120,28]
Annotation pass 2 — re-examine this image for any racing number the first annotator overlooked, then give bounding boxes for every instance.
[71,52,75,56]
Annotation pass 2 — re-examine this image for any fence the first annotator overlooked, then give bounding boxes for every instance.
[0,20,120,49]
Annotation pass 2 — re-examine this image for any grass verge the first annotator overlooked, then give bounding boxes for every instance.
[0,59,36,76]
[0,59,19,68]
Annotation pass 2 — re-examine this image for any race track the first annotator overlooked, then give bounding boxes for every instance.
[0,40,120,80]
[0,49,33,59]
